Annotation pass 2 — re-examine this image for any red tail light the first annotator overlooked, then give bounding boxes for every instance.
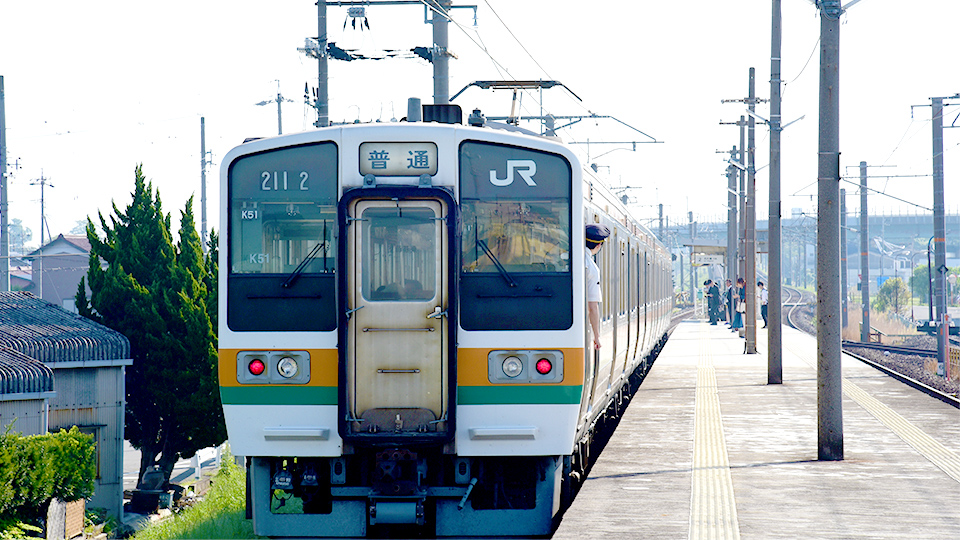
[248,359,266,376]
[535,358,553,375]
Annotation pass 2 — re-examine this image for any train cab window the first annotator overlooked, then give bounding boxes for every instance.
[360,207,436,302]
[458,141,573,330]
[227,142,338,331]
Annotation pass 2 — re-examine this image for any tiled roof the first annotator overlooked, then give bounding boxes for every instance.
[0,346,53,394]
[0,292,130,363]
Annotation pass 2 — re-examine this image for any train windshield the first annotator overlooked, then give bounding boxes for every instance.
[361,207,437,302]
[228,142,338,276]
[459,141,571,274]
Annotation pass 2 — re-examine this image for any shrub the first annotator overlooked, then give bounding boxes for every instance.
[133,456,256,540]
[0,427,96,521]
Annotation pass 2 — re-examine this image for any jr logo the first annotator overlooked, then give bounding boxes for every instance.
[489,160,537,187]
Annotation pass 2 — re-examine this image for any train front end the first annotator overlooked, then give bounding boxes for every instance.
[219,121,584,537]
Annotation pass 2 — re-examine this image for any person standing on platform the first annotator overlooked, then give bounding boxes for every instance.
[706,279,721,325]
[731,277,745,333]
[757,281,769,328]
[723,279,734,325]
[585,224,610,349]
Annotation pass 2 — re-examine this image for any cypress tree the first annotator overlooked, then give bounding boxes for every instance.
[76,166,225,488]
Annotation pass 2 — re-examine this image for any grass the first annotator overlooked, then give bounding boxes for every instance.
[132,458,259,540]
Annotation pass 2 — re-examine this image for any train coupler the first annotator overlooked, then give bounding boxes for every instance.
[368,498,425,526]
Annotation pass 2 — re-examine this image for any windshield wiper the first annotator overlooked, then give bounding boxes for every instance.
[282,241,327,288]
[477,239,517,288]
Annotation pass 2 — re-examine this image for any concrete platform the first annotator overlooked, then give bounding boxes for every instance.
[555,320,960,539]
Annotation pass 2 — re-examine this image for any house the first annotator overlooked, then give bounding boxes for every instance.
[8,256,34,292]
[0,292,131,518]
[25,234,93,312]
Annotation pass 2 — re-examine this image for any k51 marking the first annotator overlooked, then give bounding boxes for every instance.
[490,160,537,187]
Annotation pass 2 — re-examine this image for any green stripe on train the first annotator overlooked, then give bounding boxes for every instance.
[219,386,338,405]
[457,385,582,405]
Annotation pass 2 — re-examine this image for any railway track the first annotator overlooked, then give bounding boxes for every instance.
[839,340,937,357]
[781,285,959,407]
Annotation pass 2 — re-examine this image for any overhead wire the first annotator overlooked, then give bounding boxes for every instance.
[420,0,593,128]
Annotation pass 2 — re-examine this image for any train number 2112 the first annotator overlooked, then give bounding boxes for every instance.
[261,171,309,191]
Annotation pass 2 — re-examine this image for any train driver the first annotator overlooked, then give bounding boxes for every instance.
[585,224,611,349]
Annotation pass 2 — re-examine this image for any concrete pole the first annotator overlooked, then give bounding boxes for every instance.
[768,0,783,380]
[860,161,870,342]
[200,117,208,253]
[316,1,329,127]
[817,1,843,462]
[658,203,664,240]
[0,75,8,292]
[689,212,695,312]
[276,91,283,135]
[931,96,949,374]
[840,188,847,329]
[745,67,758,354]
[431,1,451,104]
[738,117,746,281]
[679,251,685,304]
[657,204,663,242]
[727,147,738,286]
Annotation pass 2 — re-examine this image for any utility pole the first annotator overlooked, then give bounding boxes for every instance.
[199,117,211,253]
[840,188,848,329]
[317,1,329,127]
[689,211,695,313]
[718,116,747,283]
[658,203,664,240]
[724,70,763,354]
[744,67,758,354]
[738,117,746,281]
[817,0,843,462]
[256,81,294,135]
[304,2,474,125]
[0,75,8,292]
[930,93,958,375]
[860,161,870,342]
[726,146,740,287]
[30,172,53,246]
[768,0,783,382]
[429,0,451,104]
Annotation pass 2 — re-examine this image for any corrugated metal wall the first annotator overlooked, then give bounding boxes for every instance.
[48,366,125,517]
[0,398,47,435]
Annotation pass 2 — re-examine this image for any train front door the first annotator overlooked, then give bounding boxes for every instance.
[345,198,449,436]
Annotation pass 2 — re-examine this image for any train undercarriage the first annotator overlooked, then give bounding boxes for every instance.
[248,451,562,537]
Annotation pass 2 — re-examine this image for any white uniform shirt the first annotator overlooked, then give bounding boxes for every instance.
[585,251,602,303]
[759,287,769,306]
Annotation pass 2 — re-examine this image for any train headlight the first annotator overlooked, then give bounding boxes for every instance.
[535,358,553,375]
[248,359,266,376]
[237,351,310,384]
[502,356,523,378]
[277,357,299,378]
[488,350,563,383]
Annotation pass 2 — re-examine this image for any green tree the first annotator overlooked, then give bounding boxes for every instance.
[8,218,31,255]
[873,277,910,316]
[75,166,225,488]
[909,265,931,304]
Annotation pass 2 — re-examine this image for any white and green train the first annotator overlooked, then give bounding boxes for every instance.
[218,110,672,537]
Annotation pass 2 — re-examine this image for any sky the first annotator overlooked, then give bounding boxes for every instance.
[1,0,958,252]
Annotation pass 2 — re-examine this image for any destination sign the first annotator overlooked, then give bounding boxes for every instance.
[359,142,438,176]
